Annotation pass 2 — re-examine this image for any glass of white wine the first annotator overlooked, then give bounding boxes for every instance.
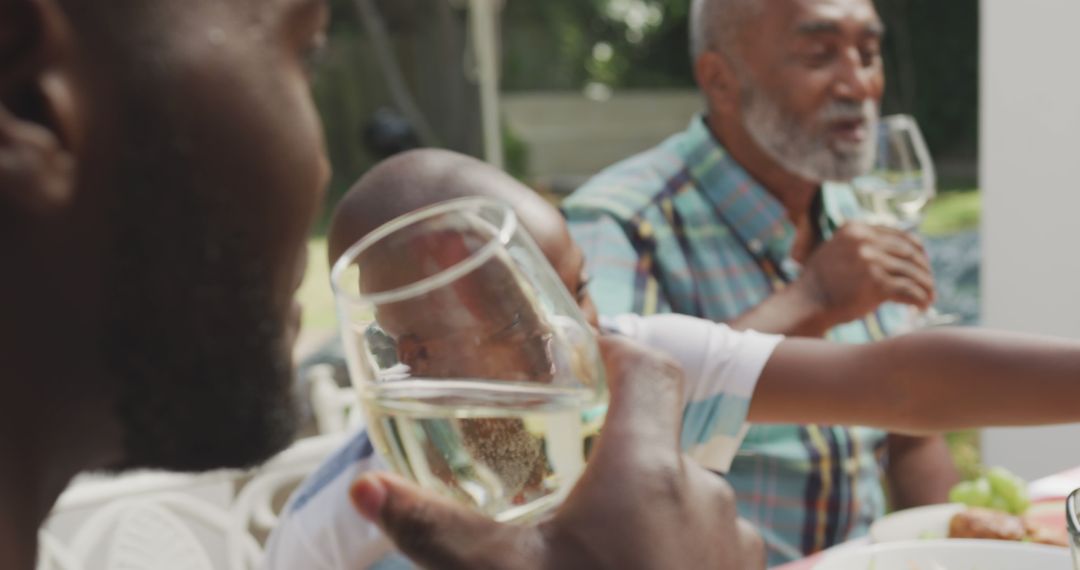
[854,114,935,229]
[331,197,607,522]
[853,114,958,329]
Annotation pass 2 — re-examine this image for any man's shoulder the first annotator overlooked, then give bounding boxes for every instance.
[563,136,692,223]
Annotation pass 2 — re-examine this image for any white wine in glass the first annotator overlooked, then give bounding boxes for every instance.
[331,198,607,522]
[853,114,958,329]
[853,114,935,230]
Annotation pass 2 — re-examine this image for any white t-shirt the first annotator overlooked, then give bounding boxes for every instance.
[262,314,782,570]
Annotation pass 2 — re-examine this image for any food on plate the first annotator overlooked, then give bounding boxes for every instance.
[945,467,1068,547]
[946,507,1068,547]
[1022,517,1069,547]
[947,507,1025,541]
[948,467,1029,515]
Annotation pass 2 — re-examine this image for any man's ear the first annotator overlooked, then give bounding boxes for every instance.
[0,0,79,215]
[694,51,740,118]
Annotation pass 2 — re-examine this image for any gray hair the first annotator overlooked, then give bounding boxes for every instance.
[689,0,760,62]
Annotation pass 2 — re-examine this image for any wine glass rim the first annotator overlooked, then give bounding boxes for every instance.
[877,113,936,195]
[330,196,518,307]
[880,113,916,127]
[1068,488,1080,537]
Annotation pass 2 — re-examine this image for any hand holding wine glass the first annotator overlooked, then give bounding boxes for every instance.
[331,198,607,522]
[349,336,767,570]
[793,220,936,327]
[853,114,958,329]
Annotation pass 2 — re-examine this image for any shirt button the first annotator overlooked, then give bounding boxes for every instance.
[747,238,764,254]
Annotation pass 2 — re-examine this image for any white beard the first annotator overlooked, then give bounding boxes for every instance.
[740,83,879,183]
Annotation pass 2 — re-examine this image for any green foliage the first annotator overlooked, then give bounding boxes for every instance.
[305,0,979,232]
[920,189,980,236]
[503,124,530,180]
[309,22,386,231]
[298,238,337,331]
[501,0,978,177]
[502,0,694,91]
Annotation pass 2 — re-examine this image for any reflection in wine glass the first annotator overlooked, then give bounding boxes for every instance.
[853,115,958,330]
[331,197,607,522]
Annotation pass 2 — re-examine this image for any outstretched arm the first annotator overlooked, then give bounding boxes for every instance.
[751,328,1080,432]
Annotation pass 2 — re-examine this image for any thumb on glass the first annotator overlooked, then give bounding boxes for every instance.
[350,473,542,569]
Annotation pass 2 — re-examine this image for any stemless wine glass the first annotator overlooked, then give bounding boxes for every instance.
[853,114,958,329]
[330,197,607,522]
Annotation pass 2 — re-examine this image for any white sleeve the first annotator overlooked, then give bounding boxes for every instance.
[261,430,401,570]
[602,313,783,473]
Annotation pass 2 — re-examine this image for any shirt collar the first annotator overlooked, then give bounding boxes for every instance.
[677,116,859,262]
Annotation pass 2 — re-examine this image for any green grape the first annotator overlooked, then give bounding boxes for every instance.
[972,477,993,507]
[986,467,1021,496]
[948,480,975,504]
[949,478,992,507]
[988,495,1012,513]
[986,466,1030,515]
[949,468,1031,514]
[1009,496,1029,515]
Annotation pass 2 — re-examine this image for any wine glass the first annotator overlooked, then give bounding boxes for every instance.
[1067,488,1080,568]
[853,114,958,329]
[854,114,935,229]
[331,197,607,522]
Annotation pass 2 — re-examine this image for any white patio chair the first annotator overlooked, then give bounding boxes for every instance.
[308,363,364,435]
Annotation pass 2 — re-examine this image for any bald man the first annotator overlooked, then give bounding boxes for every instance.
[563,0,958,562]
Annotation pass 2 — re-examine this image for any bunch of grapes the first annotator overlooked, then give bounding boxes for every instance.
[948,466,1030,515]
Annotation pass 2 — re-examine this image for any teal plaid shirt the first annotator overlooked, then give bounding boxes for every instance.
[563,116,907,566]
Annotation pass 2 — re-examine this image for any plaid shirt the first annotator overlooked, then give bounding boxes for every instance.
[563,116,908,566]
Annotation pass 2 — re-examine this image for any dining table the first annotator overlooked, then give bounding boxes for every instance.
[771,464,1080,569]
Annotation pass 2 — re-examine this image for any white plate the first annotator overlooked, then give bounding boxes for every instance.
[813,539,1072,570]
[869,503,965,543]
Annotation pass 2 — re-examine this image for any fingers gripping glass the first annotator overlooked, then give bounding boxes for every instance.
[853,114,959,330]
[331,198,607,522]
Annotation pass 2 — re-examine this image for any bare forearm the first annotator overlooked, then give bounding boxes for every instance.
[752,328,1080,432]
[872,328,1080,431]
[885,434,960,509]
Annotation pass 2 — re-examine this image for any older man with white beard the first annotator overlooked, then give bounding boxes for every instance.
[563,0,959,564]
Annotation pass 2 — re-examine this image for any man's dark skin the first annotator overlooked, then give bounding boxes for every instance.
[0,0,765,568]
[693,0,958,508]
[0,0,328,566]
